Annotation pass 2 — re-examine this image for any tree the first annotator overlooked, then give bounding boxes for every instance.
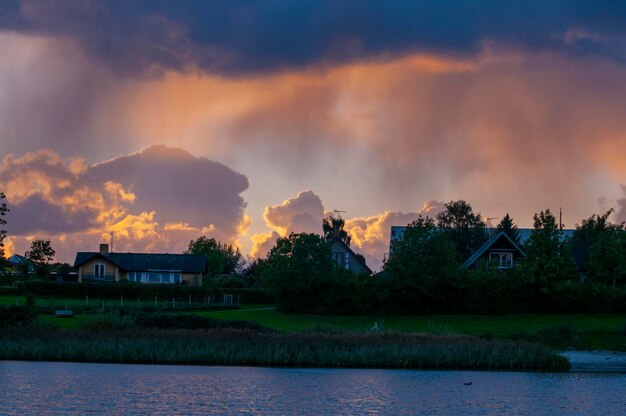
[436,200,487,261]
[573,209,618,245]
[25,239,55,278]
[322,214,351,245]
[497,213,521,246]
[263,233,334,312]
[587,226,626,287]
[522,209,577,293]
[384,216,458,311]
[0,192,8,261]
[184,236,244,275]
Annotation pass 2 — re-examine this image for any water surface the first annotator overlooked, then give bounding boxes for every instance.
[0,361,624,415]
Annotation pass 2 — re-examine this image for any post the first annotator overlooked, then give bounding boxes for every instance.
[172,297,175,308]
[86,295,89,306]
[154,295,157,307]
[121,296,124,308]
[189,294,191,305]
[15,297,18,306]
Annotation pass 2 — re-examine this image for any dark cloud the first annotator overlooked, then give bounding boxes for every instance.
[1,1,626,76]
[89,145,249,237]
[7,193,97,234]
[1,145,249,248]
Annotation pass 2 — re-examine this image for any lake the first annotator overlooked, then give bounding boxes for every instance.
[0,361,624,415]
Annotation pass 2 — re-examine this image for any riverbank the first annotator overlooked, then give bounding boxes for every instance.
[0,327,569,372]
[561,350,626,372]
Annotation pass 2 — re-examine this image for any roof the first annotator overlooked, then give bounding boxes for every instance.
[462,231,527,269]
[330,238,373,275]
[6,254,35,272]
[74,252,207,273]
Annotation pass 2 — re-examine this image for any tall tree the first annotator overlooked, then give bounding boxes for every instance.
[184,236,244,275]
[522,209,577,293]
[384,216,458,312]
[0,192,8,260]
[263,233,334,312]
[587,226,626,287]
[322,215,351,245]
[436,200,487,261]
[573,209,618,245]
[25,239,56,278]
[497,213,521,246]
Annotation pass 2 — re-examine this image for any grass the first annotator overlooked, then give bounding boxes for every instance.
[0,327,570,372]
[199,308,626,335]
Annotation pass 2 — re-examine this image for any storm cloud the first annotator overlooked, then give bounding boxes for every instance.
[1,145,249,261]
[1,1,626,76]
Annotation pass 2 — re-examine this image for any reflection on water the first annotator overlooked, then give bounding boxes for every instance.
[0,361,625,415]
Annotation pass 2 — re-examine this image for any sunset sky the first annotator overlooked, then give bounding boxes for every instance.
[2,1,626,271]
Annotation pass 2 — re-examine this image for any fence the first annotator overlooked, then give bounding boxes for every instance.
[9,293,240,312]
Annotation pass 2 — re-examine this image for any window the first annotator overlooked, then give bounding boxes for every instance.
[94,264,105,279]
[331,252,350,270]
[489,252,513,269]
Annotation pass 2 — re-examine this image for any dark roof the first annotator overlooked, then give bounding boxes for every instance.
[7,254,35,272]
[462,231,527,269]
[330,238,373,275]
[74,252,207,273]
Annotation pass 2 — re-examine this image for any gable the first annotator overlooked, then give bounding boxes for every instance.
[462,231,526,269]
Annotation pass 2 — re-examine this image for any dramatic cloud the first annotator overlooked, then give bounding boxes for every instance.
[250,190,326,258]
[263,190,324,236]
[345,201,446,272]
[1,146,249,262]
[3,3,626,266]
[1,1,626,76]
[250,190,443,270]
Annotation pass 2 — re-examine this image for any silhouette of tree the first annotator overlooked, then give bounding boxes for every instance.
[497,213,521,246]
[26,239,56,277]
[322,214,351,246]
[436,200,486,260]
[522,209,577,293]
[0,192,8,261]
[185,236,243,275]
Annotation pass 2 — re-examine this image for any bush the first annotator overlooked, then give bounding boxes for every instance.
[0,306,35,328]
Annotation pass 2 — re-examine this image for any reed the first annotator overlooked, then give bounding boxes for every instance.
[0,327,569,371]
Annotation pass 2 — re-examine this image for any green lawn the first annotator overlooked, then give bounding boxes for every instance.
[198,307,626,336]
[6,296,626,350]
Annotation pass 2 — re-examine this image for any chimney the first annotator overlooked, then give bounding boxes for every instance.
[99,244,109,255]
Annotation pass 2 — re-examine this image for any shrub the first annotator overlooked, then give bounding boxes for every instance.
[0,306,35,328]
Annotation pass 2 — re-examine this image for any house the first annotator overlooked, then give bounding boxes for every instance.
[461,231,526,269]
[6,254,35,273]
[330,239,373,275]
[74,244,207,286]
[389,226,579,270]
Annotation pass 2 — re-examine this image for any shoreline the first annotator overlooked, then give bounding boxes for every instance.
[560,350,626,373]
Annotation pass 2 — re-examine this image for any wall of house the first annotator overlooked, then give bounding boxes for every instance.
[330,240,370,275]
[118,271,203,287]
[78,258,120,282]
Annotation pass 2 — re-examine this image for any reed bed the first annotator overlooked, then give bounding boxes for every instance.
[0,327,569,372]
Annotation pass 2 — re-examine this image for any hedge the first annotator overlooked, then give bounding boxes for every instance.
[12,281,274,304]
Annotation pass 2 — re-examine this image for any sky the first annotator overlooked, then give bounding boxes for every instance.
[2,1,626,271]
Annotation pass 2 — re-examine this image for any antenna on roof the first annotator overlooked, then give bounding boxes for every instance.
[110,232,114,253]
[333,209,347,217]
[486,217,498,238]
